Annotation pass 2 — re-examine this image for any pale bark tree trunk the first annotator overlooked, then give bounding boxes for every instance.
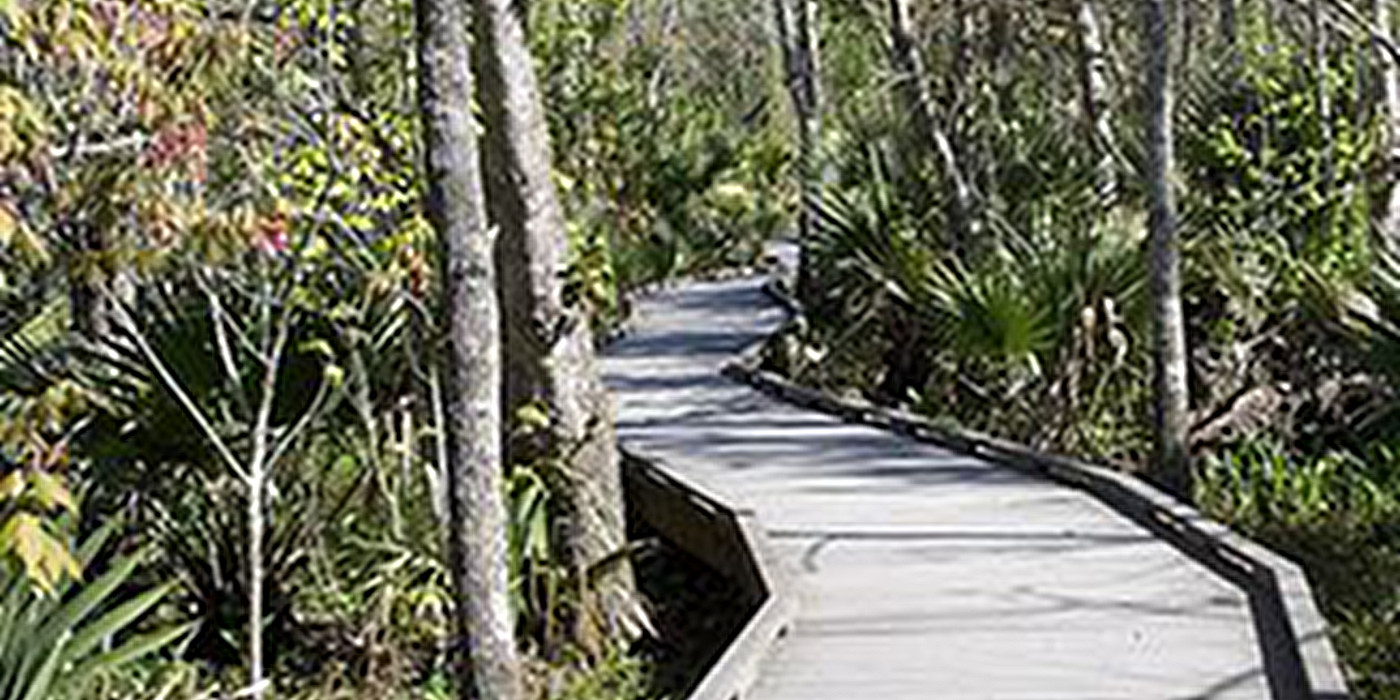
[473,0,641,649]
[1074,0,1118,203]
[774,0,824,300]
[1311,0,1335,200]
[984,4,1012,203]
[887,0,974,251]
[414,0,522,695]
[67,224,111,339]
[245,305,288,700]
[68,217,135,342]
[1145,0,1192,494]
[1377,0,1400,252]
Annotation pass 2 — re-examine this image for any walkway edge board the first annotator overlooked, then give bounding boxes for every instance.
[623,448,796,700]
[721,279,1349,700]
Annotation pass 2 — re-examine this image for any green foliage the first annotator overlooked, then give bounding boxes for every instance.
[786,7,1400,689]
[535,0,790,328]
[1180,10,1374,281]
[1196,440,1400,697]
[544,646,652,700]
[0,528,192,700]
[800,144,1148,457]
[0,303,84,591]
[1198,440,1397,529]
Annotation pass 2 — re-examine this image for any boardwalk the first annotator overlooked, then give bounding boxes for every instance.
[603,270,1273,699]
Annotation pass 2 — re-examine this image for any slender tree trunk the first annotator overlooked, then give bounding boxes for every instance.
[774,0,824,300]
[473,0,641,648]
[773,0,795,100]
[245,309,287,700]
[414,0,522,696]
[887,0,974,252]
[1074,0,1118,203]
[67,219,134,342]
[67,223,110,339]
[1311,0,1334,200]
[983,4,1012,203]
[1377,0,1400,252]
[1145,0,1192,494]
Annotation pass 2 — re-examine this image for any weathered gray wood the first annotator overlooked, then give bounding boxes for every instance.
[625,448,796,700]
[604,257,1341,700]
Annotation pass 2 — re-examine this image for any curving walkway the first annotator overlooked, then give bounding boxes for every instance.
[603,267,1273,699]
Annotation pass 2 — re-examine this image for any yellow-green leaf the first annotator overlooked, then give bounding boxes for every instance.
[29,471,76,514]
[0,512,74,592]
[0,470,23,500]
[514,402,551,433]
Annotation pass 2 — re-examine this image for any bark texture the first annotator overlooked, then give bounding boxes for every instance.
[473,0,640,647]
[886,0,974,249]
[774,0,824,299]
[1311,0,1334,198]
[414,0,522,695]
[1145,0,1192,494]
[1074,0,1118,203]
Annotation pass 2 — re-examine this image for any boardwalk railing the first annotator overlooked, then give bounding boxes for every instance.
[718,279,1350,700]
[622,449,795,700]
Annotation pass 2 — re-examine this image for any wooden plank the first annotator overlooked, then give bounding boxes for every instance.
[604,260,1346,700]
[622,448,795,700]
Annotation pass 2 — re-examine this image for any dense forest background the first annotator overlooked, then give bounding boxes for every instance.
[1,0,1399,698]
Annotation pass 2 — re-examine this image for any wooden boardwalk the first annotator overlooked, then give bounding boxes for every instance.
[604,271,1273,699]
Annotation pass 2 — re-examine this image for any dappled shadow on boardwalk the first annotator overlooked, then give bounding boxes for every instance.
[607,330,765,358]
[604,273,1273,700]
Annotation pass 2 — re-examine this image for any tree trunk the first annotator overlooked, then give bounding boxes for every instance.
[414,0,522,696]
[473,0,641,649]
[1145,0,1192,494]
[1074,0,1118,203]
[1377,0,1400,253]
[1311,0,1334,201]
[67,223,111,340]
[887,0,974,252]
[774,0,824,301]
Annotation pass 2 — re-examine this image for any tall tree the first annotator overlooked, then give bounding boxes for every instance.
[414,0,522,696]
[1074,0,1118,203]
[886,0,975,249]
[1145,0,1192,494]
[473,0,641,647]
[774,0,825,299]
